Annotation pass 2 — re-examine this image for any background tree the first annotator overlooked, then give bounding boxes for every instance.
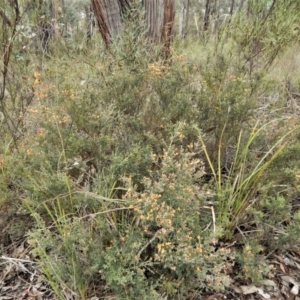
[0,0,22,144]
[203,0,212,31]
[85,3,96,42]
[91,0,129,45]
[0,0,20,103]
[91,0,175,58]
[178,0,190,38]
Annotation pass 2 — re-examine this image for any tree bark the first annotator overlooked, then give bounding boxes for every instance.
[142,0,174,56]
[85,4,95,42]
[143,0,164,44]
[1,0,20,102]
[91,0,130,45]
[213,0,220,32]
[162,0,174,58]
[193,10,199,36]
[203,0,211,31]
[92,0,174,57]
[179,0,190,38]
[229,0,235,15]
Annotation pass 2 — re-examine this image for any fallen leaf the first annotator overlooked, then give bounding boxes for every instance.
[257,287,271,299]
[281,275,299,295]
[279,263,286,273]
[261,279,276,287]
[240,285,258,295]
[232,285,242,293]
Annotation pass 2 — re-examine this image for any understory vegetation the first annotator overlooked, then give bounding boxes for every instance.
[1,1,300,299]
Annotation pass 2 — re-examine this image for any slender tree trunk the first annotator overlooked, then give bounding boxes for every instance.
[184,0,190,38]
[161,0,174,58]
[179,2,184,37]
[238,0,245,11]
[203,0,211,31]
[36,0,56,53]
[1,2,13,103]
[229,0,235,15]
[193,10,199,36]
[203,0,219,33]
[85,4,95,42]
[179,0,190,38]
[0,0,20,147]
[213,0,219,32]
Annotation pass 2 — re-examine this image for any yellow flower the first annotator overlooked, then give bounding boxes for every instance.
[177,54,185,61]
[148,63,162,76]
[229,75,236,82]
[34,72,41,79]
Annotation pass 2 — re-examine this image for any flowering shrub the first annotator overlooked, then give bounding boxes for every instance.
[28,138,233,299]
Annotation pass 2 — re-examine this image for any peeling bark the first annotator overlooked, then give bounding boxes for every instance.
[91,0,130,45]
[143,0,164,44]
[162,0,174,58]
[142,0,174,57]
[91,0,174,57]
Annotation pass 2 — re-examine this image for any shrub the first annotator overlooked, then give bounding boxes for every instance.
[26,128,233,299]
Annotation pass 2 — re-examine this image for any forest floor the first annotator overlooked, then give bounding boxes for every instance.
[1,209,300,299]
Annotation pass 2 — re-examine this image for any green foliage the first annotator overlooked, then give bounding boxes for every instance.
[236,242,271,284]
[26,139,232,299]
[228,0,300,72]
[2,1,300,298]
[199,121,297,237]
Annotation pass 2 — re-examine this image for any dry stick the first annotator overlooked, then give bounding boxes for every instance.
[0,256,36,280]
[79,206,134,220]
[203,205,216,234]
[75,190,129,203]
[0,1,30,150]
[1,256,36,264]
[136,228,164,262]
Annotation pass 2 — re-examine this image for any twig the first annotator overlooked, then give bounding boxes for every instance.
[136,228,164,261]
[76,190,129,203]
[201,221,211,233]
[203,205,216,234]
[79,206,134,220]
[1,256,36,264]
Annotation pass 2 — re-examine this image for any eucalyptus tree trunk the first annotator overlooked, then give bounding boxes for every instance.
[0,0,22,146]
[0,0,20,103]
[178,0,190,38]
[184,0,190,37]
[161,0,174,58]
[142,0,165,44]
[85,4,96,42]
[212,0,219,32]
[203,0,220,33]
[91,0,129,45]
[142,0,174,45]
[229,0,235,15]
[193,10,200,36]
[203,0,211,31]
[91,0,174,57]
